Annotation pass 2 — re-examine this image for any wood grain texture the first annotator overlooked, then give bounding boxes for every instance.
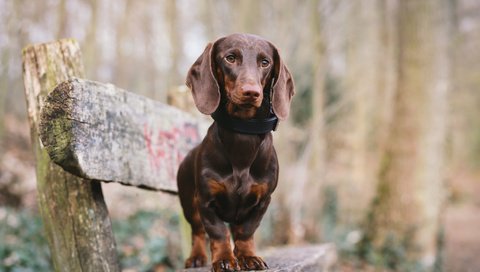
[40,77,210,193]
[22,39,120,272]
[181,244,338,272]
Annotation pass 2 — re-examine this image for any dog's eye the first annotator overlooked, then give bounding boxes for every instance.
[225,55,236,64]
[261,59,270,68]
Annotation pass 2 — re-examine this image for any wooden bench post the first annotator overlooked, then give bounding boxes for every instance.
[22,40,119,272]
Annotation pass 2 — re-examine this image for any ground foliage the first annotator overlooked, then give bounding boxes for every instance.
[0,208,183,272]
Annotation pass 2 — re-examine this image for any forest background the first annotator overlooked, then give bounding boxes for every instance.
[1,0,479,271]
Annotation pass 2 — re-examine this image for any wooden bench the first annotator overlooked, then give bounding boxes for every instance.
[22,39,337,271]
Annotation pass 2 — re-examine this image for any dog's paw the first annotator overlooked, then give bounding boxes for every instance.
[185,254,207,268]
[237,255,268,270]
[211,257,240,272]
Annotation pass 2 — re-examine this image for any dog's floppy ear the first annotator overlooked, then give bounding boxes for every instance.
[269,43,295,120]
[186,40,222,115]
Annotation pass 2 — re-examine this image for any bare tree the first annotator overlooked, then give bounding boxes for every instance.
[165,0,182,90]
[336,0,383,227]
[360,0,451,269]
[303,0,328,242]
[83,0,99,80]
[113,0,133,90]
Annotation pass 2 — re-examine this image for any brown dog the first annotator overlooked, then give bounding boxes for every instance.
[177,33,294,272]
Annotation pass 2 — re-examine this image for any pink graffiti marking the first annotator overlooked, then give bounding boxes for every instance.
[143,122,201,179]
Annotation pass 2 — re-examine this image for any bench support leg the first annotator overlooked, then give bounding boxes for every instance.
[23,39,120,272]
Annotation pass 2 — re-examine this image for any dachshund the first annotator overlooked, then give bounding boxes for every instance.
[177,33,294,272]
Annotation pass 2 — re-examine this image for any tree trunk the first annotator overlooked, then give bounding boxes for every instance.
[56,0,68,38]
[114,0,133,91]
[22,39,119,272]
[232,0,261,33]
[83,0,99,80]
[303,0,328,242]
[339,0,382,227]
[360,0,450,269]
[165,0,182,90]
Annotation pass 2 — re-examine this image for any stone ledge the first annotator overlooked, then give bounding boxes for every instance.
[180,243,337,272]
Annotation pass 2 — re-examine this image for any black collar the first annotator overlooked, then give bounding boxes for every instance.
[211,106,278,135]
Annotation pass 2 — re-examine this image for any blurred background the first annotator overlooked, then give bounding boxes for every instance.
[1,0,480,271]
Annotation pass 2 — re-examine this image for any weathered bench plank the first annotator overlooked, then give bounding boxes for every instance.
[182,244,338,272]
[40,77,210,193]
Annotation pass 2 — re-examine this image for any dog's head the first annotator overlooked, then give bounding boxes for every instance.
[186,33,295,120]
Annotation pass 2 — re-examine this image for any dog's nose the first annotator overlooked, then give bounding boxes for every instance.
[241,84,261,99]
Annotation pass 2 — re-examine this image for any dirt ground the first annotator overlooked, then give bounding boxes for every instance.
[445,204,480,271]
[445,170,480,272]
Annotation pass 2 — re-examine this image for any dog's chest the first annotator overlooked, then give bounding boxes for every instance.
[220,134,265,168]
[213,173,257,223]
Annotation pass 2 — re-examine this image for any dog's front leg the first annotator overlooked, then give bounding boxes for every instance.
[230,196,271,270]
[199,202,240,272]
